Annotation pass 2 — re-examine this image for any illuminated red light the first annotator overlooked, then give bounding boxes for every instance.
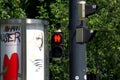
[52,32,63,44]
[54,34,61,43]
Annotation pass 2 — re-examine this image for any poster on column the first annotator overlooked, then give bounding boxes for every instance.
[0,24,22,80]
[26,24,44,80]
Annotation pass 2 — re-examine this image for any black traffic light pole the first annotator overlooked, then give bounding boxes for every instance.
[69,0,98,79]
[69,0,86,80]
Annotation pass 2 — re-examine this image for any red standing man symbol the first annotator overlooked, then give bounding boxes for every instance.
[54,34,61,43]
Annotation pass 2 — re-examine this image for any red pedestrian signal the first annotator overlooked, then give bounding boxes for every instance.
[54,34,61,43]
[51,32,63,44]
[51,32,64,59]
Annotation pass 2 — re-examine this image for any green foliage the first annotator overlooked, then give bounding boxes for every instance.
[37,0,69,26]
[87,0,120,79]
[50,1,69,24]
[0,0,26,19]
[50,58,69,80]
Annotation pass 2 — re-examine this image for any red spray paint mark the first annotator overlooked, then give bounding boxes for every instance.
[3,53,19,80]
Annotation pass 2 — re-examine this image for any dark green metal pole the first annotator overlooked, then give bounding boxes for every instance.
[69,0,86,80]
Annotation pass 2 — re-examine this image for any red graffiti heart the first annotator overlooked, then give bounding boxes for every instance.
[3,53,19,80]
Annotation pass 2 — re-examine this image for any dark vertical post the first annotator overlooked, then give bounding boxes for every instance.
[69,0,86,80]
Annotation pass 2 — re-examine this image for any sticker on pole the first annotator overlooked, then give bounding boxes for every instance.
[75,76,80,80]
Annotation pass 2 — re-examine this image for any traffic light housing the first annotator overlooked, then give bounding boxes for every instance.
[51,32,64,59]
[85,4,98,17]
[76,1,98,43]
[76,27,96,43]
[78,1,98,19]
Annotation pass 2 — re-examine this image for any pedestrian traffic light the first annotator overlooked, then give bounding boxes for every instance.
[78,1,98,19]
[76,27,96,43]
[85,4,98,17]
[76,1,98,43]
[51,32,63,44]
[51,32,64,59]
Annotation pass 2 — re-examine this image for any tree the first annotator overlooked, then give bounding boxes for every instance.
[0,0,26,19]
[87,0,120,79]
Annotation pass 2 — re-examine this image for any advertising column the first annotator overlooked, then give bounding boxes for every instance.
[0,23,22,80]
[0,19,48,80]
